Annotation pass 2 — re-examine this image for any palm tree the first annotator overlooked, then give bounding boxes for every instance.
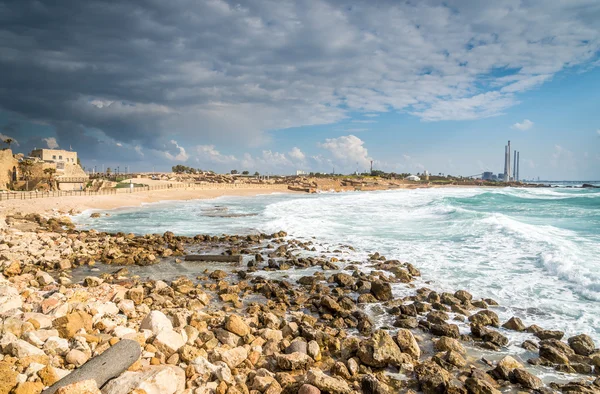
[19,159,34,190]
[3,138,13,150]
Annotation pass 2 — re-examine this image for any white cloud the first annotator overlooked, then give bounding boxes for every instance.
[43,137,59,149]
[596,129,600,136]
[195,145,237,164]
[116,142,123,147]
[134,145,144,157]
[288,147,306,162]
[164,140,188,162]
[318,135,372,170]
[512,119,534,131]
[351,120,376,124]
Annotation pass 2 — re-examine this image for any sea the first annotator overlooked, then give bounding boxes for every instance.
[74,183,600,366]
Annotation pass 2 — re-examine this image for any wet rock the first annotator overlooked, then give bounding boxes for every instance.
[430,323,460,338]
[482,330,508,347]
[415,360,451,394]
[357,329,411,368]
[434,337,466,355]
[394,317,418,329]
[370,281,393,301]
[333,273,355,288]
[361,375,391,394]
[468,310,499,327]
[276,352,313,370]
[101,365,185,394]
[306,369,350,394]
[502,317,526,331]
[521,340,539,352]
[225,315,251,337]
[535,330,564,340]
[465,377,501,394]
[539,344,569,365]
[491,355,523,380]
[395,329,421,359]
[568,334,596,356]
[454,290,473,303]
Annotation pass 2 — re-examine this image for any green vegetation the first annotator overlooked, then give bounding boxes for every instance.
[242,170,249,175]
[172,165,201,174]
[230,169,238,174]
[115,182,145,189]
[3,138,14,150]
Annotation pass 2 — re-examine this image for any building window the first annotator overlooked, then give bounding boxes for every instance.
[52,155,56,160]
[59,156,62,160]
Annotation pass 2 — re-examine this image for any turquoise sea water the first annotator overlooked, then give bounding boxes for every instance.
[75,185,600,346]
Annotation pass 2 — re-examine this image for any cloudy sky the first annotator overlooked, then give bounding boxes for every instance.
[1,0,599,180]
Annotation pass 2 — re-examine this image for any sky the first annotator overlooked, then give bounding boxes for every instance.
[0,0,599,180]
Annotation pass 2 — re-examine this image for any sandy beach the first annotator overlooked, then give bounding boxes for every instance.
[0,186,296,217]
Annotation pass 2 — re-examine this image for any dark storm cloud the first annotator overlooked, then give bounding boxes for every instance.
[0,0,599,166]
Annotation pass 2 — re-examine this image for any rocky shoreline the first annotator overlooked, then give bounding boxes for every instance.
[0,213,599,394]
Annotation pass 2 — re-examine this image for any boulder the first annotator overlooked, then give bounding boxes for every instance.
[502,317,526,331]
[357,329,411,368]
[298,384,321,394]
[395,329,421,359]
[430,323,460,338]
[276,352,313,370]
[101,365,185,394]
[491,355,523,380]
[465,378,501,394]
[539,344,569,365]
[468,310,499,327]
[534,330,564,340]
[0,284,23,314]
[65,349,89,367]
[13,381,44,394]
[434,337,466,355]
[568,334,596,356]
[43,336,69,356]
[454,290,473,303]
[225,315,251,337]
[8,339,46,358]
[306,369,350,394]
[0,362,18,394]
[140,311,173,335]
[510,368,543,390]
[414,360,451,394]
[370,281,393,301]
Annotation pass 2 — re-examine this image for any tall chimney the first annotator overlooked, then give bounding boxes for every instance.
[504,145,508,181]
[517,152,520,182]
[507,141,511,182]
[513,150,517,181]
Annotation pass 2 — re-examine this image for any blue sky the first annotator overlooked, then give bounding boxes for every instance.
[1,0,599,180]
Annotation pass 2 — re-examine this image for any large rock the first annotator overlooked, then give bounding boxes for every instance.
[434,337,465,355]
[8,339,46,358]
[65,349,89,367]
[534,330,564,340]
[491,355,522,380]
[101,365,185,394]
[502,317,526,331]
[395,329,421,359]
[0,361,18,394]
[139,311,173,335]
[152,330,185,356]
[510,368,543,390]
[414,360,451,394]
[43,336,69,356]
[465,378,501,394]
[539,344,569,365]
[276,352,313,370]
[0,284,22,314]
[298,384,321,394]
[468,310,499,327]
[568,334,596,356]
[220,346,248,369]
[306,369,350,394]
[357,329,411,368]
[52,311,92,339]
[225,315,250,337]
[370,281,393,301]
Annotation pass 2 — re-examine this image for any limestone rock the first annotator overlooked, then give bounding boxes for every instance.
[0,284,22,314]
[414,360,451,394]
[152,330,185,356]
[298,384,321,394]
[434,337,466,355]
[0,362,18,394]
[225,315,250,337]
[357,329,411,368]
[43,336,69,356]
[65,349,89,367]
[101,365,185,394]
[220,346,248,369]
[306,369,350,394]
[52,311,92,339]
[56,380,101,394]
[370,281,393,301]
[465,378,501,394]
[510,368,543,390]
[539,344,569,364]
[140,311,173,335]
[568,334,595,356]
[276,352,313,370]
[534,330,564,341]
[8,339,46,358]
[12,381,44,394]
[502,317,526,331]
[468,310,499,327]
[491,355,522,380]
[395,329,421,359]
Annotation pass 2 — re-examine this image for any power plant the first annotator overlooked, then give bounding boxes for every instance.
[503,140,520,182]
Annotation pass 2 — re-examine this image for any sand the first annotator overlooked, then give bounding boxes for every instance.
[0,187,296,217]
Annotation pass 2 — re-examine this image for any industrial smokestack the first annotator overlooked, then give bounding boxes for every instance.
[508,141,511,182]
[504,145,508,181]
[517,152,520,182]
[513,150,517,181]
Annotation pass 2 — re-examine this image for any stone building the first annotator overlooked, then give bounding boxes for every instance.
[29,148,88,190]
[0,149,19,190]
